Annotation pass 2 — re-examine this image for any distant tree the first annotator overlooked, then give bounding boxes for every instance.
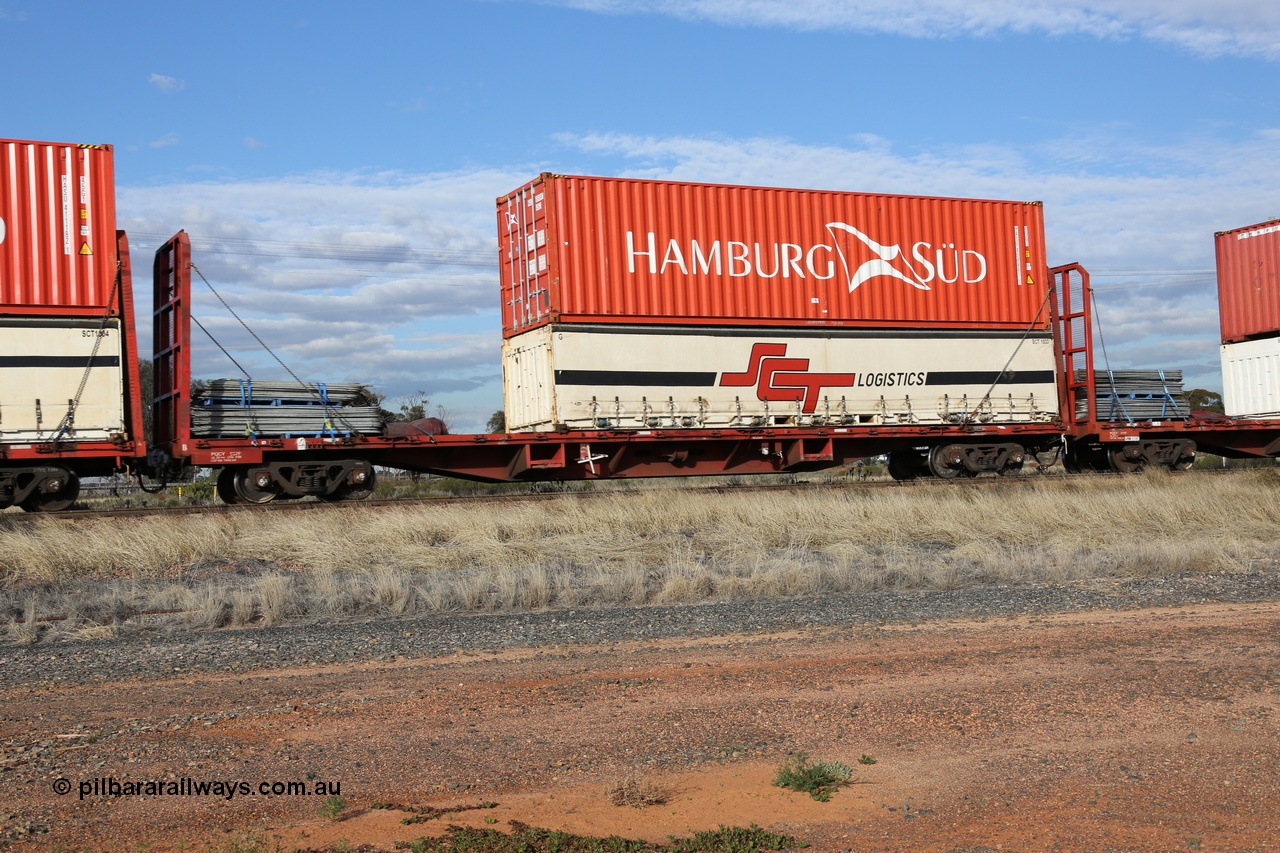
[1185,388,1225,414]
[374,390,432,425]
[431,404,454,433]
[396,390,432,422]
[486,410,506,434]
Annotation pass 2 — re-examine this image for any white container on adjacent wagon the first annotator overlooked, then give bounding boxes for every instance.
[1220,337,1280,419]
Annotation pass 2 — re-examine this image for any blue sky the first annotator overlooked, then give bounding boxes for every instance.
[4,0,1280,430]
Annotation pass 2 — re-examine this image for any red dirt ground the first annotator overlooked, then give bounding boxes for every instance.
[2,602,1277,851]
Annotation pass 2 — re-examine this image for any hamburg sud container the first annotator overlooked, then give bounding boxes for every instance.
[0,138,127,442]
[498,175,1058,432]
[1217,219,1280,418]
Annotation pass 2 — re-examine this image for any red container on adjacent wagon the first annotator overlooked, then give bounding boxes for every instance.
[0,138,119,314]
[1216,219,1280,343]
[497,174,1049,337]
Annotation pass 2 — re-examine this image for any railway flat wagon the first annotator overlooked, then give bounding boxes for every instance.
[0,139,145,510]
[6,134,1280,511]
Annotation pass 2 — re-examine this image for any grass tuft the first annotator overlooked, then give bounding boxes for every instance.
[772,752,852,802]
[605,772,671,808]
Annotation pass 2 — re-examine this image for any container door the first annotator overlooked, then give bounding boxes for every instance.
[502,327,556,430]
[0,317,125,442]
[498,179,553,334]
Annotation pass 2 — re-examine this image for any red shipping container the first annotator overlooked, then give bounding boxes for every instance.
[0,138,119,314]
[497,174,1049,337]
[1216,219,1280,343]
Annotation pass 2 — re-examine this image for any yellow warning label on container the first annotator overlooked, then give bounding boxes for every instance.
[79,242,93,255]
[1026,275,1035,285]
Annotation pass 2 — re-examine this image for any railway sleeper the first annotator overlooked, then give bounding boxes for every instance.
[215,460,376,505]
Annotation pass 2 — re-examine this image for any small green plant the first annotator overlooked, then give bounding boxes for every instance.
[772,751,852,802]
[319,795,347,821]
[858,754,877,765]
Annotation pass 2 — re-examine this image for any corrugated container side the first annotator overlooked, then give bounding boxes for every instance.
[0,139,118,313]
[498,175,1049,337]
[1221,338,1280,418]
[502,324,1059,432]
[1216,220,1280,343]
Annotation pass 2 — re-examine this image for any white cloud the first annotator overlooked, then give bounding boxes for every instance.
[244,136,263,149]
[545,0,1280,60]
[149,132,180,149]
[148,72,186,93]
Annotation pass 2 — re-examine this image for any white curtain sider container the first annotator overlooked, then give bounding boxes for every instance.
[503,324,1059,432]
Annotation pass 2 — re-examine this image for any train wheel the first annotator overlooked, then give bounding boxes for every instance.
[215,467,242,505]
[19,470,80,513]
[342,468,376,501]
[928,445,966,479]
[1170,446,1196,471]
[1107,447,1144,474]
[232,468,279,504]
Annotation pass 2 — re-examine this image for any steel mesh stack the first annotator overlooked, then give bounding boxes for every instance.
[190,379,384,438]
[1073,369,1188,421]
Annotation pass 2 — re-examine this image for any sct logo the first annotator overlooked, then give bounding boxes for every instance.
[720,343,856,411]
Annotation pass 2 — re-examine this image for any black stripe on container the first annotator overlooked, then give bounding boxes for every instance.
[0,356,121,368]
[555,370,717,387]
[927,370,1055,385]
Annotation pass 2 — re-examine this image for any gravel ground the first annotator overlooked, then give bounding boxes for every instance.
[5,568,1277,689]
[2,567,1278,851]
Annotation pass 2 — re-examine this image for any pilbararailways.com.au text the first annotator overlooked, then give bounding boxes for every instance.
[53,776,342,801]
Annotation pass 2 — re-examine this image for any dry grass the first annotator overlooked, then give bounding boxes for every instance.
[3,469,1279,642]
[605,772,672,808]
